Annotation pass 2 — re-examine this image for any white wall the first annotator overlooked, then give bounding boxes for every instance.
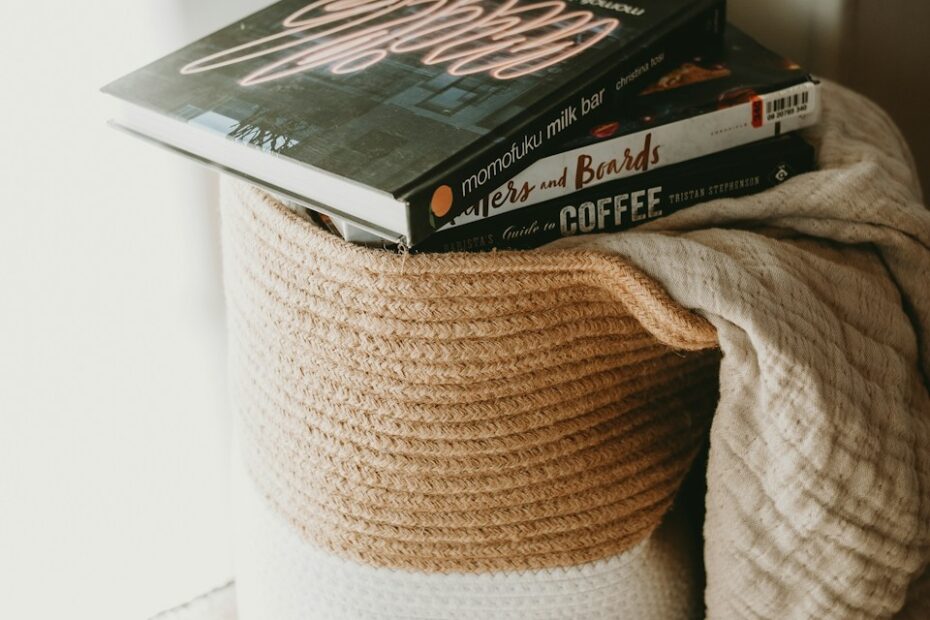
[729,0,849,77]
[0,2,270,619]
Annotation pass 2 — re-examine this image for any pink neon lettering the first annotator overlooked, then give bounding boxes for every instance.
[180,0,619,84]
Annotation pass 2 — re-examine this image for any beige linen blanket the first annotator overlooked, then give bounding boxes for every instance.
[551,81,930,618]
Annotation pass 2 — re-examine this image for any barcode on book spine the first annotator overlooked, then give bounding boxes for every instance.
[764,88,811,121]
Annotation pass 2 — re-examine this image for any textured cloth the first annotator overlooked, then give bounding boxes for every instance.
[553,81,930,618]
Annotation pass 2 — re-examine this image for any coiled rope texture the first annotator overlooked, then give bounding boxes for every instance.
[222,179,720,572]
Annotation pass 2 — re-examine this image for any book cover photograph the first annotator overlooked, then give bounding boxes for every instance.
[103,0,725,244]
[438,25,820,232]
[564,25,817,150]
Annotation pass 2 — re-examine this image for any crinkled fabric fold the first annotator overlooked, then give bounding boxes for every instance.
[553,80,930,618]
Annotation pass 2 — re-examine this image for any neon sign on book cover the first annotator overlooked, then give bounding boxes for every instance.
[180,0,624,83]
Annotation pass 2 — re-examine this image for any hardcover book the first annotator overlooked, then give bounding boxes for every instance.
[434,25,820,233]
[103,0,725,245]
[413,133,816,252]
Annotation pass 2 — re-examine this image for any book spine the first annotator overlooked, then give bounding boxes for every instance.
[402,0,726,245]
[442,80,821,230]
[411,136,816,253]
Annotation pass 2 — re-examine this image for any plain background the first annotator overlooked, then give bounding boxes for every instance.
[0,2,926,619]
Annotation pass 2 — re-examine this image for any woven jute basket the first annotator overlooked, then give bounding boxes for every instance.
[222,178,720,579]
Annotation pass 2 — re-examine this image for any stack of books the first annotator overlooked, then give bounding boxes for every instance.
[104,0,820,253]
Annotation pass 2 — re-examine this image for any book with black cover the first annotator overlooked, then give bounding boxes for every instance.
[412,132,816,252]
[434,25,820,233]
[103,0,724,245]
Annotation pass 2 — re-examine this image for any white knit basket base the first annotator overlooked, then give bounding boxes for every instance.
[232,453,701,620]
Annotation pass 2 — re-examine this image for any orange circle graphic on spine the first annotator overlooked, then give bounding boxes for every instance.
[430,185,454,217]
